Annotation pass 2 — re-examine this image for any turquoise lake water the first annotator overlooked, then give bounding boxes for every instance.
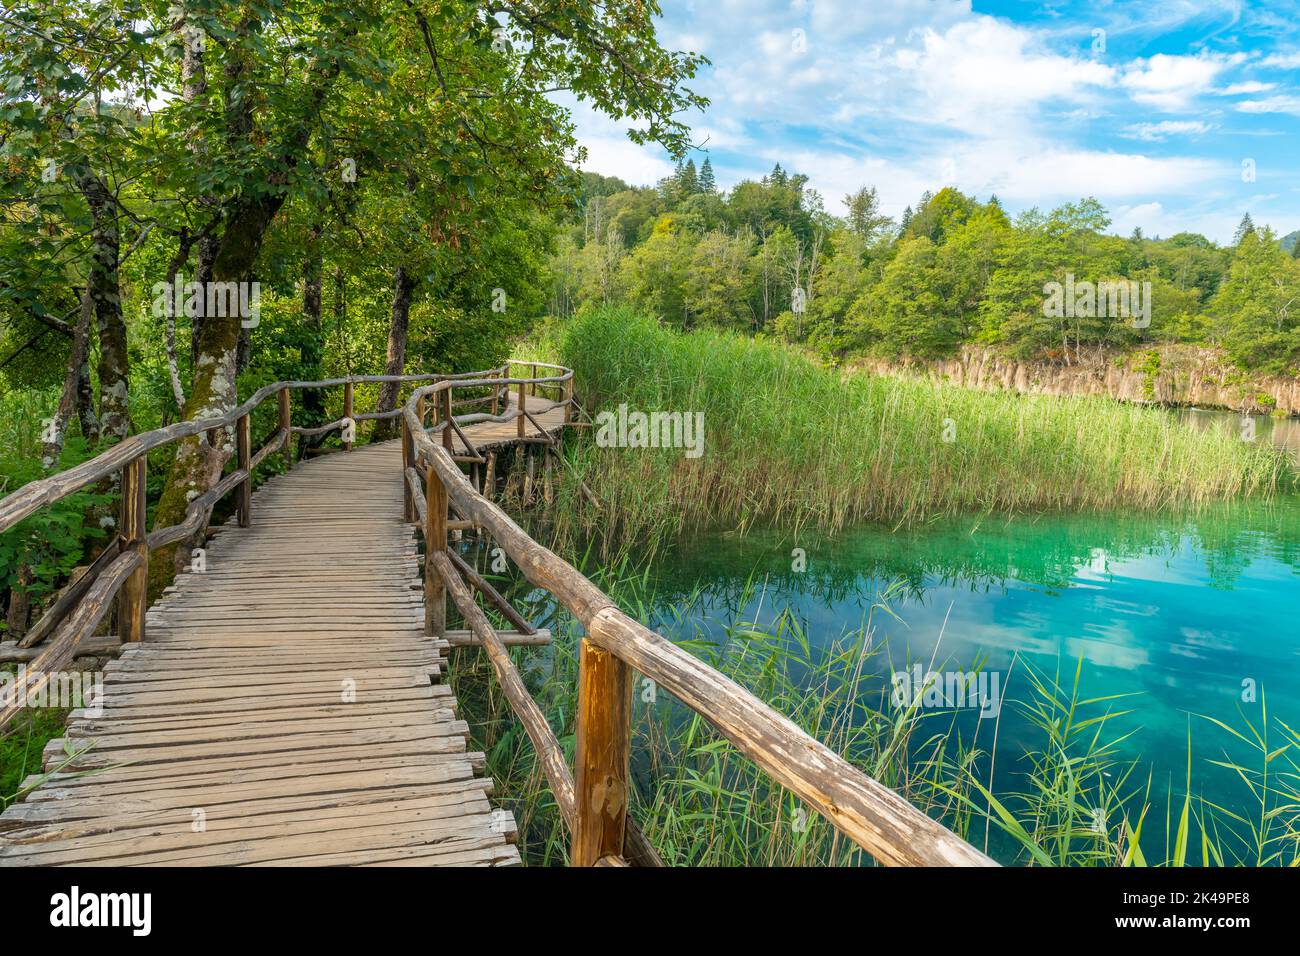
[632,411,1300,861]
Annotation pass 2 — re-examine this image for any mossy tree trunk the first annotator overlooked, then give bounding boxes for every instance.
[372,264,419,441]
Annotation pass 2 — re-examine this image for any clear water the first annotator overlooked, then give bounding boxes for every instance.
[635,410,1300,859]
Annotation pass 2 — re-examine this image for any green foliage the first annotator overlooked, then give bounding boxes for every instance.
[549,171,1300,377]
[540,308,1289,559]
[0,435,110,619]
[1210,228,1300,374]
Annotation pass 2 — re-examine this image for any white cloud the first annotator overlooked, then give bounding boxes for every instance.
[1260,51,1300,69]
[893,18,1116,134]
[1236,94,1300,115]
[1216,81,1275,95]
[1119,52,1246,111]
[557,0,1296,246]
[1120,120,1214,141]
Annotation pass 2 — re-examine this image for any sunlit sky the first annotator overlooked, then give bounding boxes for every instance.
[559,0,1300,244]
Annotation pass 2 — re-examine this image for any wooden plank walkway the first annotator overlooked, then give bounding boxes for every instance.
[447,395,566,454]
[0,441,520,866]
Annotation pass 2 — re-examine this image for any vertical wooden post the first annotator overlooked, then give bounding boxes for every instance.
[119,455,148,643]
[440,387,454,453]
[516,376,526,438]
[563,375,573,425]
[343,381,354,451]
[573,638,632,866]
[424,462,447,636]
[278,386,292,472]
[530,362,537,397]
[490,368,500,415]
[416,394,426,430]
[236,413,252,528]
[401,416,414,523]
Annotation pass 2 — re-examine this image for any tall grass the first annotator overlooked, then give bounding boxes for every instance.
[450,551,1300,866]
[536,308,1290,558]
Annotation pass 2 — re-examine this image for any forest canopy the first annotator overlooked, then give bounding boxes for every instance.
[549,163,1300,377]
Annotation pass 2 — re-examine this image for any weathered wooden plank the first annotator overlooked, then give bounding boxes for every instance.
[0,440,515,867]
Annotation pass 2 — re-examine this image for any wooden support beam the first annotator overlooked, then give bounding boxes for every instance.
[444,628,551,648]
[278,387,292,472]
[573,637,632,866]
[401,417,414,523]
[342,380,354,451]
[425,461,447,637]
[118,456,148,643]
[516,378,526,438]
[440,387,453,453]
[17,539,121,648]
[0,633,126,663]
[445,549,535,635]
[235,413,252,528]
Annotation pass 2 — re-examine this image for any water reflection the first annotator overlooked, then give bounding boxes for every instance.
[642,496,1300,834]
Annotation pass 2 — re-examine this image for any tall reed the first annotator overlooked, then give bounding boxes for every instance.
[450,552,1298,866]
[534,309,1290,559]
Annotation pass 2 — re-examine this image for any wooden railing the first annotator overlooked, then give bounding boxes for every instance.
[401,371,996,868]
[0,365,513,732]
[0,358,995,867]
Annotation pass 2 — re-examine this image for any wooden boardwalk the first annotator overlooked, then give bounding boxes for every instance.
[0,366,994,868]
[447,396,566,454]
[0,441,518,866]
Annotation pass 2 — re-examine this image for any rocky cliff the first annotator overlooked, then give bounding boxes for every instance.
[853,345,1300,415]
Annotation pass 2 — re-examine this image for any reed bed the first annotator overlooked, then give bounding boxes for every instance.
[533,309,1290,558]
[449,557,1300,867]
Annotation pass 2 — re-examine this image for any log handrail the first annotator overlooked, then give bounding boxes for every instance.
[401,378,996,868]
[0,357,994,869]
[0,366,512,535]
[0,363,523,703]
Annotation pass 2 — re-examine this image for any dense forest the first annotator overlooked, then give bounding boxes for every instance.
[549,160,1300,377]
[0,1,704,633]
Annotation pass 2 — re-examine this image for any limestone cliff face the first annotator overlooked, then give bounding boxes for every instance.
[852,345,1300,415]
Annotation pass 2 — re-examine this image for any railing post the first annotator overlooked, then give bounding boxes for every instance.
[401,415,414,523]
[343,380,354,451]
[491,368,500,415]
[236,412,252,527]
[440,386,454,453]
[572,637,632,866]
[516,376,526,438]
[119,455,148,643]
[278,386,292,472]
[530,362,537,397]
[424,461,447,636]
[563,376,573,425]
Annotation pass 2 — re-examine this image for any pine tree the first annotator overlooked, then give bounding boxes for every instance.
[699,157,716,193]
[1234,212,1256,245]
[681,158,699,194]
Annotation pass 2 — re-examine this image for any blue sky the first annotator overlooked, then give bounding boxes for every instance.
[561,0,1300,244]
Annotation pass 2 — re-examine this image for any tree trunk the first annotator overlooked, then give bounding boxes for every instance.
[74,171,130,442]
[299,225,327,455]
[42,287,94,469]
[148,196,283,596]
[372,264,418,440]
[5,566,31,639]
